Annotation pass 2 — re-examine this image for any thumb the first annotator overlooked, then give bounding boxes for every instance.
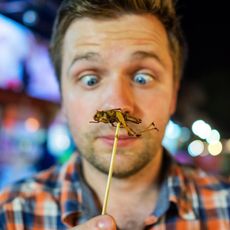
[70,215,117,230]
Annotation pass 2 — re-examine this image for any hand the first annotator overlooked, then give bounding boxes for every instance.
[69,215,117,230]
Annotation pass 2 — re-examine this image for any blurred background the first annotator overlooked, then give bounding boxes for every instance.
[0,0,229,189]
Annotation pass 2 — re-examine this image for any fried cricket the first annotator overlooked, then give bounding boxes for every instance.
[90,108,159,136]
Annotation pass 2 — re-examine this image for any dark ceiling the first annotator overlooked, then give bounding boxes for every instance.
[0,0,229,137]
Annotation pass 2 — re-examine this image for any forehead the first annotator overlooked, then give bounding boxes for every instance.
[63,14,169,50]
[61,14,173,77]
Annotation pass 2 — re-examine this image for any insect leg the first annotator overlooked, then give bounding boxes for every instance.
[116,111,139,136]
[140,122,159,134]
[110,122,116,127]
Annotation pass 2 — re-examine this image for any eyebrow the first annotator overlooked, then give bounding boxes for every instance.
[67,50,165,75]
[131,51,165,67]
[67,52,100,74]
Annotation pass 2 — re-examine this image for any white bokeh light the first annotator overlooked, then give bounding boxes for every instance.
[188,140,204,157]
[47,125,71,157]
[208,141,223,156]
[192,120,212,139]
[165,120,181,139]
[206,129,220,144]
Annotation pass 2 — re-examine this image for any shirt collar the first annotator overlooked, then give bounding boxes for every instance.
[58,151,198,227]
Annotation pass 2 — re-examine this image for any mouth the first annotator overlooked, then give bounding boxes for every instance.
[96,134,139,147]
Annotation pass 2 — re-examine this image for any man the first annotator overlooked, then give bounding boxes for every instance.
[0,0,229,229]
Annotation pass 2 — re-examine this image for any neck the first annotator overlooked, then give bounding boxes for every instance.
[82,148,163,205]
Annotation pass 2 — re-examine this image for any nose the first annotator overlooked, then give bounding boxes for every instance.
[102,77,134,113]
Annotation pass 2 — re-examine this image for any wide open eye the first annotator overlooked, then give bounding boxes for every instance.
[133,72,153,85]
[79,74,99,88]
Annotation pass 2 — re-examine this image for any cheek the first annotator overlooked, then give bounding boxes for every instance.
[68,104,86,127]
[62,92,92,130]
[142,92,172,114]
[139,91,173,127]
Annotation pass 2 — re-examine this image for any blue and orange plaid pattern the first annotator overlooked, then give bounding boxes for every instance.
[0,151,230,229]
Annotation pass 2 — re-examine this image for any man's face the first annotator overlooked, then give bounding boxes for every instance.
[61,14,178,177]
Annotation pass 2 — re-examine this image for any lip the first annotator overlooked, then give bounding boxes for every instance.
[97,134,139,147]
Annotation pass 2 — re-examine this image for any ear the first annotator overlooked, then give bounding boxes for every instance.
[169,83,179,115]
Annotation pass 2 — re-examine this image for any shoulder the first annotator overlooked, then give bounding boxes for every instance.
[0,154,83,228]
[0,165,62,207]
[0,153,82,207]
[166,161,230,227]
[0,165,63,228]
[173,163,230,210]
[176,163,230,190]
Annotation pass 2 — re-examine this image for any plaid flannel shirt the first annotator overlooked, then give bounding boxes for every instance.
[0,151,230,230]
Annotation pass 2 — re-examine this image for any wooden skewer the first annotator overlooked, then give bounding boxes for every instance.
[101,122,121,215]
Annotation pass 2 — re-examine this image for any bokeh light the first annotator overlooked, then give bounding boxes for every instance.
[192,120,211,139]
[188,140,204,157]
[23,10,38,26]
[47,124,71,157]
[206,129,220,144]
[208,141,223,156]
[165,120,181,139]
[180,127,191,142]
[25,117,40,132]
[225,139,230,152]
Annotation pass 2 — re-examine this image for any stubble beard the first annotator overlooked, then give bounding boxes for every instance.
[74,128,162,178]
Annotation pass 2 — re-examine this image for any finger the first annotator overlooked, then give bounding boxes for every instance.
[69,215,117,230]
